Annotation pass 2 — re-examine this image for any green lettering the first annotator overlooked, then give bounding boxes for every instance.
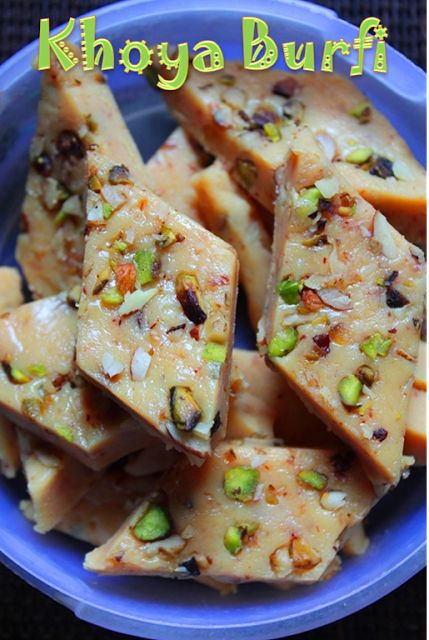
[321,39,350,72]
[119,39,152,74]
[80,16,114,71]
[242,17,278,70]
[38,18,77,71]
[350,17,379,77]
[192,40,224,72]
[282,42,315,71]
[156,42,189,90]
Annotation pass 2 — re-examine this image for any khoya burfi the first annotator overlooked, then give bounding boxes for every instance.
[192,167,425,457]
[22,467,155,547]
[144,128,209,223]
[0,267,23,478]
[0,294,158,470]
[16,43,145,298]
[17,430,97,533]
[161,62,426,247]
[85,441,375,586]
[193,161,272,330]
[261,127,426,487]
[76,150,238,462]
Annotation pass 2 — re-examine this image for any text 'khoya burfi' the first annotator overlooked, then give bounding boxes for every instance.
[77,151,238,461]
[261,127,425,487]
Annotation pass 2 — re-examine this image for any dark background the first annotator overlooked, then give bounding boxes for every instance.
[0,1,426,639]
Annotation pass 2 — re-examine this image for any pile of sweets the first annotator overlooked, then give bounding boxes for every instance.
[0,47,426,592]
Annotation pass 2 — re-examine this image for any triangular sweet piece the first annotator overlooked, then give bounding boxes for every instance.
[162,62,426,246]
[0,294,157,469]
[16,43,145,298]
[193,161,272,330]
[85,441,375,586]
[261,127,426,487]
[17,430,97,533]
[76,151,238,461]
[145,128,207,222]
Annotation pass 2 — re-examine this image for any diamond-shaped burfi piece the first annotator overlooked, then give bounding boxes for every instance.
[162,62,426,246]
[145,128,207,222]
[85,441,375,585]
[16,44,145,298]
[193,161,272,330]
[261,127,426,487]
[77,151,238,461]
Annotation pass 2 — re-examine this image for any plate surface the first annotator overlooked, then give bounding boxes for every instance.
[0,1,426,638]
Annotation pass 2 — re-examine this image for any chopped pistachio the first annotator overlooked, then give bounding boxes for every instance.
[345,147,373,165]
[176,273,207,325]
[224,526,242,555]
[337,203,357,217]
[268,328,298,358]
[298,469,328,491]
[224,523,258,555]
[348,101,372,123]
[101,288,124,308]
[133,504,171,542]
[55,425,75,443]
[223,467,259,502]
[134,250,157,286]
[102,202,113,220]
[170,386,202,432]
[295,187,321,218]
[27,364,47,378]
[235,158,258,190]
[202,342,227,363]
[278,279,302,305]
[2,362,30,384]
[53,209,69,226]
[356,364,376,387]
[338,374,362,406]
[93,267,111,295]
[263,122,282,143]
[159,226,180,248]
[113,240,129,253]
[360,333,392,360]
